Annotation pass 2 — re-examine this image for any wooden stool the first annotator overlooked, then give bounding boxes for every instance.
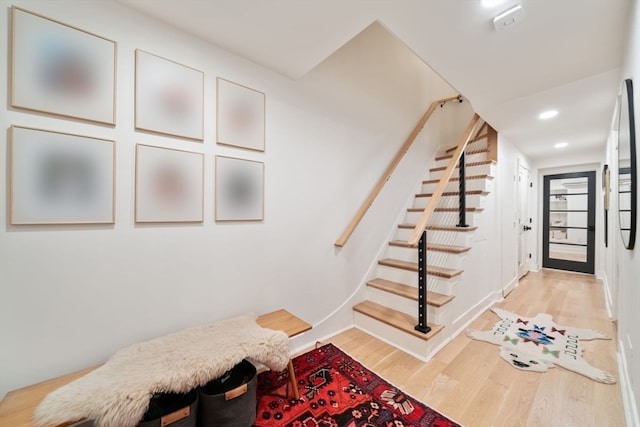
[256,309,312,400]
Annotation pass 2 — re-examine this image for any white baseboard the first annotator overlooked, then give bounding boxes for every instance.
[618,341,639,427]
[502,275,518,297]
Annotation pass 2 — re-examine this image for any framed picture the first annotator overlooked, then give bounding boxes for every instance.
[10,126,115,224]
[11,6,116,125]
[135,50,204,140]
[216,77,265,151]
[215,156,264,221]
[135,144,204,223]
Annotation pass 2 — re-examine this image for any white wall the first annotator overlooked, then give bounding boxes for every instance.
[604,0,640,423]
[495,133,533,293]
[0,1,461,397]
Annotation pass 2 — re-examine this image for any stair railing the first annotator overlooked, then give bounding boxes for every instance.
[407,113,483,246]
[410,113,484,333]
[334,95,462,248]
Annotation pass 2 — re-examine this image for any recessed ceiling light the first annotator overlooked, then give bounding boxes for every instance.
[539,110,558,120]
[554,142,568,149]
[481,0,507,7]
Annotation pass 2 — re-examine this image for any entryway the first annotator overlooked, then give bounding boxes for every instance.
[542,171,596,274]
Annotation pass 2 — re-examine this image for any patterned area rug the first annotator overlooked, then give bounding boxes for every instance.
[467,307,616,384]
[254,343,461,427]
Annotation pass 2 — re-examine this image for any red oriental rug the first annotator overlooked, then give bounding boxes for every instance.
[254,343,461,427]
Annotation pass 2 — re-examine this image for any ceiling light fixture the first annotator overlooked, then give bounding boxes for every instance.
[554,142,568,149]
[539,110,558,120]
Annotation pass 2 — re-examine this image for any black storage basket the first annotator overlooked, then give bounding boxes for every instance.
[197,359,257,427]
[137,390,198,427]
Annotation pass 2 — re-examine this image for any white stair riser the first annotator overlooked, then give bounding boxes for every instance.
[429,163,496,180]
[395,228,474,246]
[376,265,458,294]
[427,230,475,247]
[354,312,429,358]
[421,178,494,194]
[404,211,481,227]
[366,286,441,324]
[434,151,487,167]
[412,194,486,210]
[385,245,465,269]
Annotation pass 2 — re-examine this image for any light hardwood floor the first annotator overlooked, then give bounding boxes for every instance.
[314,269,625,427]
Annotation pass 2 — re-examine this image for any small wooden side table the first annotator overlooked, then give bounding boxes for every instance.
[256,309,312,400]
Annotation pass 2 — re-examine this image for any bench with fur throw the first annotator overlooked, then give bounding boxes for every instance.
[33,313,290,427]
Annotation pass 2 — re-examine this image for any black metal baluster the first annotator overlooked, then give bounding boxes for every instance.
[415,230,431,334]
[457,151,469,228]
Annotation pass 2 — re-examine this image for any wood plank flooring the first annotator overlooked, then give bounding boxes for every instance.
[309,269,624,427]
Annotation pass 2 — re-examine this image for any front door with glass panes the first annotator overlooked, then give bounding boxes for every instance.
[542,171,596,274]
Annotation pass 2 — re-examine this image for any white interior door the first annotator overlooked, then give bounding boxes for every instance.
[517,163,532,278]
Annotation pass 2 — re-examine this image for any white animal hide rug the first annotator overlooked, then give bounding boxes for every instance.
[467,307,616,384]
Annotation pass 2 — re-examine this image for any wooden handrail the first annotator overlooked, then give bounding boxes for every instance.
[407,113,483,245]
[334,95,462,247]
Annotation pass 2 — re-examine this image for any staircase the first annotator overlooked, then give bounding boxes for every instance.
[353,132,496,359]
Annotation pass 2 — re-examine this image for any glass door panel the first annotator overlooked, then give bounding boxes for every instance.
[543,172,595,274]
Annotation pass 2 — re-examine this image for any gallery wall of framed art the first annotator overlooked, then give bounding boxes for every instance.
[7,4,268,227]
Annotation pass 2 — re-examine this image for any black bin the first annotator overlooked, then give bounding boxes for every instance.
[197,359,257,427]
[137,390,198,427]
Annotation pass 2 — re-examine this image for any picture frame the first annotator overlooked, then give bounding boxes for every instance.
[216,77,265,152]
[11,6,116,125]
[215,156,264,221]
[135,144,204,223]
[135,50,204,141]
[10,126,115,225]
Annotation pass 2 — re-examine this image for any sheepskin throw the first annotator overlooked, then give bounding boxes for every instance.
[34,314,290,427]
[467,307,616,384]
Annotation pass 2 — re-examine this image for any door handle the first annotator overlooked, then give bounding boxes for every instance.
[523,225,532,231]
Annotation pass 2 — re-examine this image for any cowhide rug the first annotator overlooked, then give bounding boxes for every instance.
[466,307,616,384]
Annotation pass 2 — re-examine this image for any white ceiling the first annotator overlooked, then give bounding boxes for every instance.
[115,0,631,163]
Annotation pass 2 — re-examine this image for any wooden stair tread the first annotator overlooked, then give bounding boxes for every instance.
[378,258,462,278]
[423,174,494,184]
[398,223,478,232]
[353,300,444,341]
[416,190,489,198]
[388,240,471,254]
[430,160,496,172]
[435,148,489,161]
[367,278,455,307]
